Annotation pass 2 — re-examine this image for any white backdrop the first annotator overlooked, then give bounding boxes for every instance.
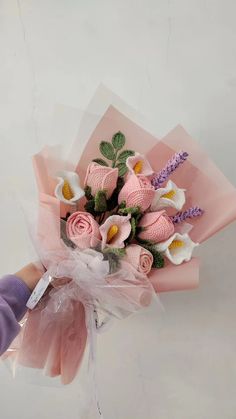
[0,1,236,418]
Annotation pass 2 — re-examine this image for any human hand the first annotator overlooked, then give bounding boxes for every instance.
[15,263,45,291]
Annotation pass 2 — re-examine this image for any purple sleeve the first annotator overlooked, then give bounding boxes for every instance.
[0,275,31,356]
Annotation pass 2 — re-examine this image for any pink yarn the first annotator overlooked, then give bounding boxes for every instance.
[66,211,101,249]
[84,162,118,198]
[138,210,175,243]
[118,174,155,212]
[124,244,153,275]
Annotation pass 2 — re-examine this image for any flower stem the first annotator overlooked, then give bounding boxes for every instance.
[98,212,106,225]
[112,149,119,168]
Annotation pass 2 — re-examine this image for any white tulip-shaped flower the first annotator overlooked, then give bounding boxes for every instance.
[155,232,198,265]
[151,180,186,211]
[55,171,85,205]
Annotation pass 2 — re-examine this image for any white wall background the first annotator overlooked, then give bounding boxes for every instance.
[0,1,236,418]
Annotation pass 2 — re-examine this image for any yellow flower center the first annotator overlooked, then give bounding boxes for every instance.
[168,240,184,250]
[162,190,176,199]
[133,160,143,174]
[62,180,74,200]
[107,225,119,243]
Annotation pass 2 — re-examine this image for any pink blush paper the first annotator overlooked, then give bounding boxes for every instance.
[74,106,236,293]
[32,105,236,294]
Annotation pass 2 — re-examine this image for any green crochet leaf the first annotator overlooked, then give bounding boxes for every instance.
[118,206,141,216]
[136,239,165,269]
[135,213,142,223]
[92,158,109,167]
[126,217,136,244]
[94,190,107,213]
[103,247,126,257]
[99,141,115,160]
[135,236,155,246]
[116,162,128,177]
[118,200,126,209]
[149,247,165,269]
[117,149,135,162]
[112,131,126,150]
[84,185,93,200]
[84,199,96,216]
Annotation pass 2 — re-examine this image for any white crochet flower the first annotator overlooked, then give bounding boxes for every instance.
[151,180,186,211]
[155,232,198,265]
[126,153,154,176]
[55,171,84,205]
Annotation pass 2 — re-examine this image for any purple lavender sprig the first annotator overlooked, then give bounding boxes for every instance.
[151,151,188,189]
[171,206,204,224]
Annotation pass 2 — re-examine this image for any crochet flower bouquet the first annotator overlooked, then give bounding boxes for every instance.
[4,95,236,417]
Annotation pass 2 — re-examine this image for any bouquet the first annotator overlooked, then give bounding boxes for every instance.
[3,91,236,418]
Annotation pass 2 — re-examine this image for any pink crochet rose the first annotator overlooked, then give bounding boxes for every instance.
[84,162,118,198]
[118,174,155,212]
[138,210,174,243]
[99,214,131,249]
[124,244,153,275]
[66,211,101,249]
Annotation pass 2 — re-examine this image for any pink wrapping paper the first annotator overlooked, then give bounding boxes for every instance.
[73,106,236,293]
[32,106,236,294]
[17,293,87,385]
[7,101,235,389]
[146,127,236,293]
[146,126,236,243]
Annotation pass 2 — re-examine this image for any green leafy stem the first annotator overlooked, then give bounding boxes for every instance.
[93,131,135,177]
